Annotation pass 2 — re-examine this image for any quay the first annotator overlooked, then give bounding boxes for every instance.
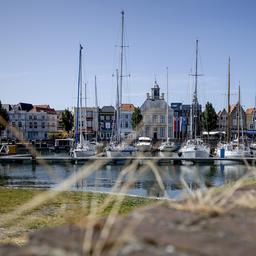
[0,155,255,165]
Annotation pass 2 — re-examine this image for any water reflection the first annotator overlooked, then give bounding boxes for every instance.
[0,162,250,198]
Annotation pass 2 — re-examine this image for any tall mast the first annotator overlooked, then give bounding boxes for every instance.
[227,57,231,143]
[192,39,199,139]
[84,82,87,141]
[119,10,124,108]
[94,76,98,108]
[237,82,240,148]
[166,67,169,142]
[116,69,120,142]
[75,44,83,145]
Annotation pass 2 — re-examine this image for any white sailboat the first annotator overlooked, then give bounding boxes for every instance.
[106,11,137,158]
[70,45,96,158]
[158,67,177,153]
[179,40,210,159]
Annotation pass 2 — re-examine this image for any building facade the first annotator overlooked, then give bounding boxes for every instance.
[245,107,256,131]
[2,103,57,141]
[120,103,135,138]
[98,106,115,141]
[140,82,173,141]
[73,107,99,140]
[217,103,246,139]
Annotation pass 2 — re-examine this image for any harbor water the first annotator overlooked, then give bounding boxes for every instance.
[0,157,250,199]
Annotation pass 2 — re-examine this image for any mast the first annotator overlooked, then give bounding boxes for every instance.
[116,69,120,142]
[227,57,231,143]
[84,82,87,141]
[166,67,169,142]
[94,76,98,108]
[94,76,98,142]
[119,10,124,109]
[237,83,240,148]
[192,39,200,139]
[75,44,83,145]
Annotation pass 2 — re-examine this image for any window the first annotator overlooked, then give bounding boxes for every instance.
[87,120,92,128]
[100,115,104,121]
[87,111,93,118]
[34,115,37,120]
[160,115,165,124]
[106,115,110,121]
[12,122,15,127]
[125,114,128,119]
[29,122,33,128]
[105,122,111,129]
[18,122,22,127]
[145,127,150,137]
[41,122,45,128]
[152,115,158,124]
[125,121,129,128]
[29,115,32,120]
[34,122,37,128]
[160,127,165,138]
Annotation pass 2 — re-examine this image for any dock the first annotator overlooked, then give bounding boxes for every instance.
[0,155,255,165]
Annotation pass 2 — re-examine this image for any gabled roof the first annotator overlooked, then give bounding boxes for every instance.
[121,103,135,111]
[100,106,115,113]
[218,108,227,116]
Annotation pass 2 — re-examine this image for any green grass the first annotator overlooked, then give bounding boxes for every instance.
[0,187,155,245]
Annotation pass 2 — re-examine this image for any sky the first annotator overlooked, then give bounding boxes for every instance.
[1,0,256,111]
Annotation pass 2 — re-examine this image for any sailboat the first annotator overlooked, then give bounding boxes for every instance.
[217,83,251,160]
[158,67,177,153]
[70,45,96,158]
[106,11,137,158]
[179,40,210,159]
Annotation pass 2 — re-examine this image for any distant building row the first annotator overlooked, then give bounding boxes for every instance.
[1,83,255,141]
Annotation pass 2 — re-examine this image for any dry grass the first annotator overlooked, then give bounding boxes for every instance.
[1,121,256,254]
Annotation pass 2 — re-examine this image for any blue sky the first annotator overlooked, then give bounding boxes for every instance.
[1,0,256,111]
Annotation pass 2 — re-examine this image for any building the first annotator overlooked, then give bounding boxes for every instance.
[3,103,33,141]
[73,107,99,141]
[217,103,246,139]
[245,107,256,131]
[99,106,115,141]
[217,109,228,131]
[120,103,135,138]
[140,81,173,141]
[3,103,58,141]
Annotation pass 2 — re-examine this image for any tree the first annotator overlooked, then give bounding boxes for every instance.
[61,109,74,134]
[202,102,218,132]
[0,101,9,138]
[131,107,143,132]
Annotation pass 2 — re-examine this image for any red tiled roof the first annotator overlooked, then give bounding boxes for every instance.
[121,103,135,111]
[246,108,255,115]
[30,105,56,114]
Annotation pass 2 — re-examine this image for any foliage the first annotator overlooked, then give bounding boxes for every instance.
[202,102,218,132]
[61,109,74,133]
[131,107,143,131]
[0,101,9,135]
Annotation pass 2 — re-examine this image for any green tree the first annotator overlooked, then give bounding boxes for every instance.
[61,109,74,134]
[202,102,218,132]
[0,101,9,138]
[131,107,143,131]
